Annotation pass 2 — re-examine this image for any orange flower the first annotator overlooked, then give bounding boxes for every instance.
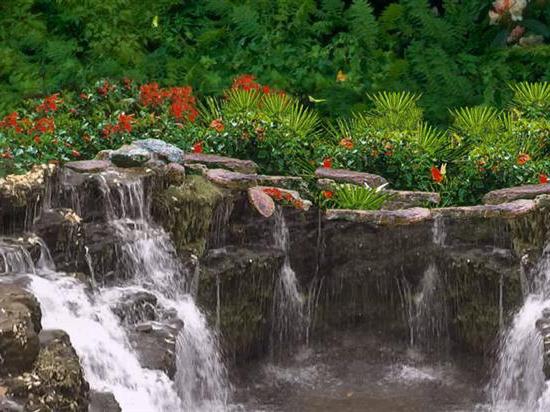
[292,199,304,209]
[263,187,283,201]
[517,153,531,165]
[117,113,134,133]
[322,158,333,168]
[192,142,203,154]
[71,150,81,158]
[321,190,333,199]
[33,136,41,144]
[431,166,444,183]
[339,138,353,150]
[210,118,225,133]
[540,174,549,184]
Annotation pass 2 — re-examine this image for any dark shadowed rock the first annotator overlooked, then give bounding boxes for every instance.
[110,145,151,168]
[89,391,121,412]
[325,207,431,226]
[248,187,276,218]
[65,160,112,174]
[184,153,258,173]
[134,138,185,164]
[483,183,550,205]
[164,162,186,186]
[0,284,41,375]
[315,167,388,188]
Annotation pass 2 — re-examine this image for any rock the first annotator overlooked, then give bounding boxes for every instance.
[110,145,151,168]
[133,138,185,164]
[257,175,306,191]
[0,397,24,412]
[315,167,388,188]
[483,184,550,205]
[89,391,121,412]
[537,310,550,379]
[95,150,113,161]
[64,160,112,174]
[164,162,186,186]
[184,153,258,173]
[382,190,441,210]
[248,187,276,218]
[433,199,537,219]
[0,284,42,375]
[6,330,89,412]
[206,169,259,190]
[325,207,431,226]
[112,291,159,324]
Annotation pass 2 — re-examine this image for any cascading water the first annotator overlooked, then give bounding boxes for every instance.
[490,246,550,411]
[18,169,229,411]
[270,209,306,354]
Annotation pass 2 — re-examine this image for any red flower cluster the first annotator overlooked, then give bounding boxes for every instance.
[540,174,549,184]
[262,187,305,209]
[322,158,333,168]
[139,83,198,123]
[32,118,55,135]
[231,74,280,95]
[97,80,112,96]
[102,113,134,138]
[0,112,22,133]
[36,94,62,113]
[321,190,333,199]
[339,138,353,150]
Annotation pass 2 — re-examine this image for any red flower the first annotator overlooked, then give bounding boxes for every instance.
[232,74,261,92]
[36,94,62,113]
[33,136,41,144]
[322,158,333,168]
[167,86,198,123]
[539,174,549,184]
[262,85,271,94]
[140,82,164,107]
[339,138,354,150]
[1,150,13,159]
[117,113,134,133]
[321,190,333,199]
[71,150,81,158]
[80,93,89,100]
[263,187,283,201]
[210,118,225,133]
[102,124,116,139]
[431,166,444,183]
[123,77,133,90]
[283,193,293,202]
[32,117,55,135]
[517,153,531,165]
[292,199,304,209]
[0,112,22,132]
[192,142,203,154]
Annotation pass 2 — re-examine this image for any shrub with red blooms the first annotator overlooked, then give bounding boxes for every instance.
[36,94,62,113]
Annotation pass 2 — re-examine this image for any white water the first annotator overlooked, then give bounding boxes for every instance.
[490,246,550,411]
[270,210,306,354]
[21,170,229,411]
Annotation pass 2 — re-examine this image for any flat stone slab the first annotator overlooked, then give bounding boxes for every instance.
[325,207,431,226]
[483,184,550,205]
[315,168,388,188]
[248,187,276,218]
[382,190,440,210]
[206,169,259,189]
[433,199,537,219]
[133,139,185,164]
[184,154,258,173]
[65,160,111,173]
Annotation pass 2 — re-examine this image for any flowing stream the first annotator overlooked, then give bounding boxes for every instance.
[8,170,229,411]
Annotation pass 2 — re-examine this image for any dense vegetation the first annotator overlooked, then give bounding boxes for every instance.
[1,76,548,206]
[1,0,549,123]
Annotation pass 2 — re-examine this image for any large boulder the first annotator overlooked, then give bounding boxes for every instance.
[110,145,151,168]
[133,139,185,164]
[0,284,42,375]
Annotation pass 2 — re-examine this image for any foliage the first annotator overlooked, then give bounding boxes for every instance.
[1,0,549,124]
[1,77,549,208]
[326,183,391,210]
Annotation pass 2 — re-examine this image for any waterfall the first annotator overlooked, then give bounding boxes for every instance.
[490,246,550,411]
[19,170,229,411]
[270,209,306,355]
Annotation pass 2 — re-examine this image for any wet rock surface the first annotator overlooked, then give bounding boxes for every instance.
[0,283,41,375]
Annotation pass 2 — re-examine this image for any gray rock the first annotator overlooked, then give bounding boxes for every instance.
[184,153,257,173]
[483,183,550,205]
[65,160,112,174]
[0,284,42,375]
[110,145,151,168]
[89,391,121,412]
[433,199,536,219]
[382,190,441,210]
[325,207,432,226]
[134,138,185,164]
[315,167,388,188]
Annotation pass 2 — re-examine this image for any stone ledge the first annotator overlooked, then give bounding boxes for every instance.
[433,199,537,219]
[184,153,258,173]
[325,207,431,226]
[315,167,388,188]
[483,183,550,205]
[65,160,112,174]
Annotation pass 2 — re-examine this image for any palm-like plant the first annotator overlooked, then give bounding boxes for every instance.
[332,183,391,210]
[450,106,501,139]
[510,82,550,118]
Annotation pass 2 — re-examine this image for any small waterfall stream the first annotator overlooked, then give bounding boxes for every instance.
[490,246,550,411]
[7,170,230,411]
